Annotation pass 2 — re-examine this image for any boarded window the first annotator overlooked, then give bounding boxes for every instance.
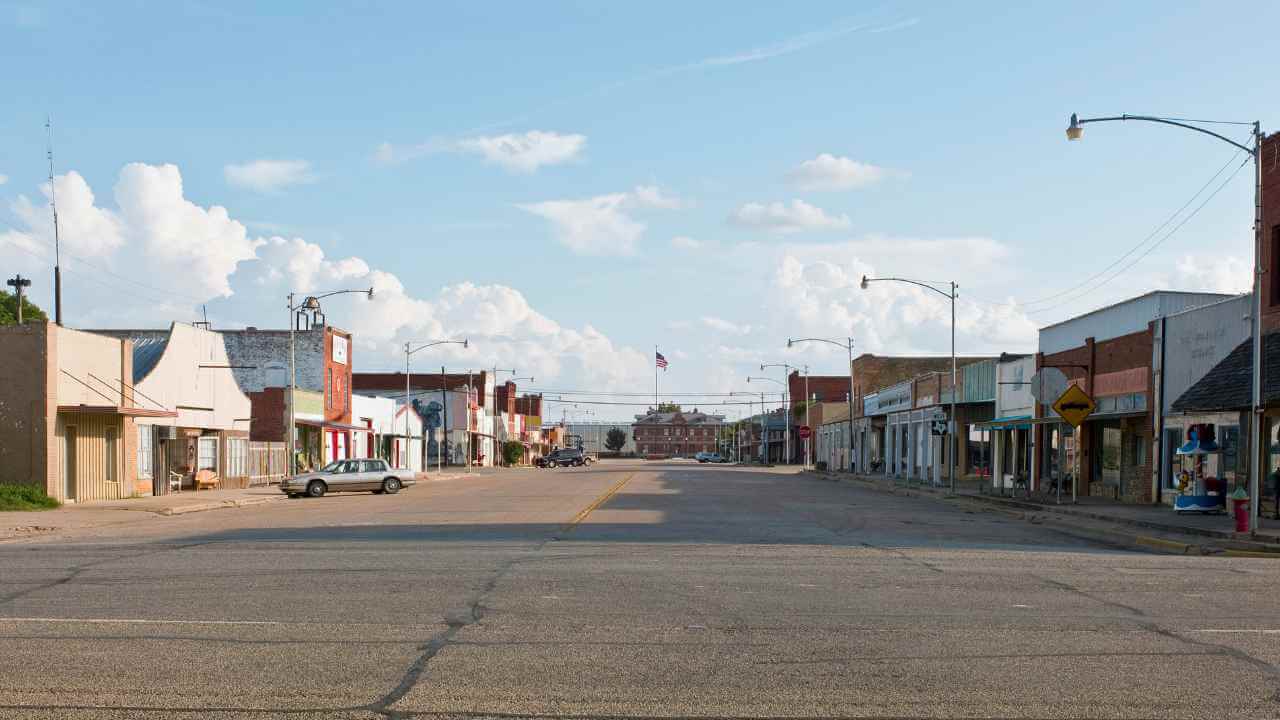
[138,426,153,479]
[105,427,117,484]
[227,438,247,478]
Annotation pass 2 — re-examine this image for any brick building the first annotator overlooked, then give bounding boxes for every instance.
[1034,291,1231,503]
[632,408,725,458]
[215,325,355,467]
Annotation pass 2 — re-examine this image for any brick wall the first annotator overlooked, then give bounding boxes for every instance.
[1258,132,1280,330]
[788,371,851,404]
[323,327,352,425]
[249,388,286,442]
[851,354,955,416]
[1037,329,1155,502]
[0,323,53,490]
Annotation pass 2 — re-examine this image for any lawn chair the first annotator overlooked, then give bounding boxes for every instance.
[168,470,184,494]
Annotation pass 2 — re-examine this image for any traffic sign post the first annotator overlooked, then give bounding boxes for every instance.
[1052,385,1096,428]
[798,425,812,439]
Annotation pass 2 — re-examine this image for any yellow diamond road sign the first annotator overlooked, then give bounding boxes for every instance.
[1052,384,1096,428]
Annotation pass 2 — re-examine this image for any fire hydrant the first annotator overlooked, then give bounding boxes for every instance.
[1231,486,1251,533]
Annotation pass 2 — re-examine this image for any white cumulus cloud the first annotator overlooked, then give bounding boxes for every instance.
[0,173,8,185]
[728,199,851,235]
[0,161,654,392]
[224,159,316,193]
[519,185,684,256]
[455,130,586,173]
[787,154,893,191]
[671,235,703,250]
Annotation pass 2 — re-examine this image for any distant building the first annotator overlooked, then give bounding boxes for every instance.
[631,408,725,458]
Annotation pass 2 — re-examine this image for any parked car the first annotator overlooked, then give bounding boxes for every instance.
[281,458,416,498]
[537,448,591,468]
[695,451,724,463]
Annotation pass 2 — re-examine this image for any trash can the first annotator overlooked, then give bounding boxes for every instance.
[1231,487,1251,533]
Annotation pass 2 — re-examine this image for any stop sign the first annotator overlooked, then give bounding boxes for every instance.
[798,425,812,439]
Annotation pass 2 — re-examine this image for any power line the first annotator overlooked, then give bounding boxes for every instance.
[529,388,786,398]
[1026,153,1251,317]
[1017,149,1244,309]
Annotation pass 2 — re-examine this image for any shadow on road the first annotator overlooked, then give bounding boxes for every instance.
[174,465,1130,555]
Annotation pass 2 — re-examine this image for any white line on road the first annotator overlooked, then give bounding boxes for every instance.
[0,617,282,626]
[1190,629,1280,634]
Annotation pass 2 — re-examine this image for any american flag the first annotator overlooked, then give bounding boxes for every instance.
[655,351,668,369]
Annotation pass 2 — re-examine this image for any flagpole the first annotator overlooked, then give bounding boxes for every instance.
[654,345,659,409]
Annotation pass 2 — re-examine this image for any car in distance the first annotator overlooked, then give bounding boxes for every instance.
[281,458,416,498]
[696,451,726,463]
[537,448,591,468]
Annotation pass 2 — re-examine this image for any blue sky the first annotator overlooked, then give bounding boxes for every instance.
[1,1,1276,421]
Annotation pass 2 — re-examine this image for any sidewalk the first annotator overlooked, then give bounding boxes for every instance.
[0,470,480,541]
[818,471,1280,556]
[0,486,287,541]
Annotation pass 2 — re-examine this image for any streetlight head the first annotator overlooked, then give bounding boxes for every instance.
[786,339,793,348]
[366,287,375,299]
[1066,113,1083,141]
[462,338,469,349]
[859,275,869,290]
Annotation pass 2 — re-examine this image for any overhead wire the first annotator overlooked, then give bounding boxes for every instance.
[1025,152,1251,317]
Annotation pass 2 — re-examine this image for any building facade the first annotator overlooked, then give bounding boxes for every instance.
[632,408,725,458]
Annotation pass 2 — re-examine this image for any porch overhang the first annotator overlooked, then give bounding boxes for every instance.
[58,404,178,418]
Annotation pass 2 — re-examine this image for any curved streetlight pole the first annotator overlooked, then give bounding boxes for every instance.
[287,287,373,477]
[405,339,468,472]
[1067,112,1264,529]
[790,336,857,472]
[861,277,958,493]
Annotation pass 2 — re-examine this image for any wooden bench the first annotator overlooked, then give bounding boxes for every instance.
[194,469,221,491]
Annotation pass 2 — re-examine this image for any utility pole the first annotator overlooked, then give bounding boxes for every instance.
[46,117,62,326]
[7,275,32,324]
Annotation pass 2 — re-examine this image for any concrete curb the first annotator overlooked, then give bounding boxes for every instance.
[810,470,1280,558]
[157,495,288,516]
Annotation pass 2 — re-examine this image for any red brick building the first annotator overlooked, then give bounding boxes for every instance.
[632,408,725,458]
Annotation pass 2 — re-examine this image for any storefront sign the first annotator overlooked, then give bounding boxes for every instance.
[332,335,349,365]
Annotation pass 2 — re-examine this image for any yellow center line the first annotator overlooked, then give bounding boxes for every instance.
[562,472,636,533]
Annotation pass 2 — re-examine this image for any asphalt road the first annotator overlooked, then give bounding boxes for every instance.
[1,460,1278,719]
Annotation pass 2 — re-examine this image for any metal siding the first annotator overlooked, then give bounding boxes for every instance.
[1161,294,1253,414]
[57,412,126,502]
[1039,292,1231,356]
[963,359,996,403]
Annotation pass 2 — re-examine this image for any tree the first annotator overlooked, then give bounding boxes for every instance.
[656,402,681,413]
[501,440,524,466]
[0,290,48,326]
[604,427,627,452]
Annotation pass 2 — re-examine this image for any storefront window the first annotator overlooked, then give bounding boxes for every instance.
[1100,426,1122,488]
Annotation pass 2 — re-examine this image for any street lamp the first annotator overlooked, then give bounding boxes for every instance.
[1066,112,1264,530]
[405,339,468,472]
[287,287,373,477]
[789,337,856,474]
[760,363,796,465]
[861,276,959,493]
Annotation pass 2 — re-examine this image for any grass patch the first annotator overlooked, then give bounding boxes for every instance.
[0,484,61,511]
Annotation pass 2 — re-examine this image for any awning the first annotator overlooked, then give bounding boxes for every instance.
[295,418,371,432]
[972,415,1032,431]
[58,404,178,418]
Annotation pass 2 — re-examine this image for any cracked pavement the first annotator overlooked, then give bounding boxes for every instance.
[1,461,1278,718]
